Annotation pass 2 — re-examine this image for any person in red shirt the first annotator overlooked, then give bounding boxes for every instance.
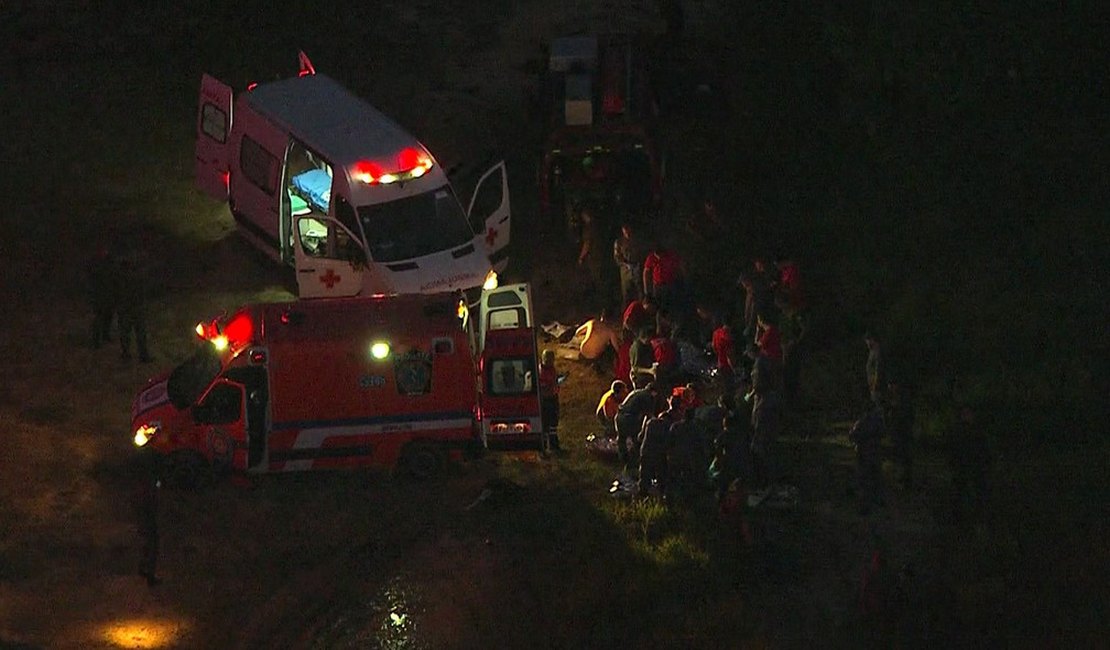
[538,349,562,451]
[642,244,685,310]
[614,334,633,385]
[756,313,782,362]
[775,256,804,309]
[712,321,735,378]
[650,333,679,392]
[622,294,657,336]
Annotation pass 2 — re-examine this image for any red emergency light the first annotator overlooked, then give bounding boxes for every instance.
[223,313,254,347]
[351,147,433,185]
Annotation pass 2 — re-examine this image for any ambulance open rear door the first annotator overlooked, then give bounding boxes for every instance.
[195,74,233,201]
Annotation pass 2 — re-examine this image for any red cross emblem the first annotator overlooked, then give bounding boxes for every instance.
[485,226,498,248]
[319,268,341,289]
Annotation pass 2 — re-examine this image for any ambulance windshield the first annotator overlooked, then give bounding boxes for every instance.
[357,187,474,262]
[167,345,223,409]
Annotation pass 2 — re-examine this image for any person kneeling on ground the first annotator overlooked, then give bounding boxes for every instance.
[596,380,628,440]
[638,398,678,497]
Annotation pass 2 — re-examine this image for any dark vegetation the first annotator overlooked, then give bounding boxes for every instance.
[0,1,1105,648]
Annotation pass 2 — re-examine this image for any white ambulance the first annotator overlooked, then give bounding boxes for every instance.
[194,53,511,298]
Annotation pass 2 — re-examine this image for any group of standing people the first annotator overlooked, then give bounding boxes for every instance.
[86,239,152,363]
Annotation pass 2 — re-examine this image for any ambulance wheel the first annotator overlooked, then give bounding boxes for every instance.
[165,450,212,489]
[403,441,445,480]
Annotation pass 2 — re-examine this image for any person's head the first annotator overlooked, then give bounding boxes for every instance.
[745,343,761,360]
[737,273,753,290]
[620,222,634,239]
[757,311,776,329]
[542,349,555,366]
[611,380,628,397]
[864,331,881,349]
[637,326,653,342]
[702,198,717,217]
[753,257,768,273]
[598,307,610,322]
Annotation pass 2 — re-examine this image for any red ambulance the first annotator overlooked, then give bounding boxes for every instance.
[130,285,542,485]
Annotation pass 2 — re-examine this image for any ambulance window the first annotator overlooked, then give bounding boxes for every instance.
[241,136,279,195]
[194,383,243,425]
[488,308,526,331]
[469,169,504,228]
[488,358,535,396]
[357,187,472,262]
[200,104,227,143]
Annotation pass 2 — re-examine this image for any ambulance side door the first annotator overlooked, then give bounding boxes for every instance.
[293,212,372,299]
[467,161,511,272]
[228,102,289,256]
[195,74,233,201]
[192,378,249,472]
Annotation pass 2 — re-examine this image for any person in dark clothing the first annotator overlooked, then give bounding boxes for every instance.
[132,450,162,586]
[628,327,657,386]
[614,381,657,474]
[539,349,561,451]
[577,207,612,312]
[116,249,152,363]
[849,405,886,514]
[885,380,915,489]
[864,331,885,406]
[745,348,782,504]
[668,401,704,498]
[777,295,806,408]
[638,402,677,496]
[737,271,773,342]
[945,405,991,521]
[613,221,648,309]
[87,246,116,348]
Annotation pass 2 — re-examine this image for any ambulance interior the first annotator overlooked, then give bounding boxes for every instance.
[284,140,334,256]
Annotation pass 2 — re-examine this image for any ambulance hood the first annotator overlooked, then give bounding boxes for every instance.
[384,237,493,294]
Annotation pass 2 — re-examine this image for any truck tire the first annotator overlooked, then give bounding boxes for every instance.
[164,450,212,489]
[403,441,445,481]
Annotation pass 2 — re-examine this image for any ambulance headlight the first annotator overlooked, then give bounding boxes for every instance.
[482,269,499,291]
[370,341,391,360]
[133,422,160,447]
[212,335,229,351]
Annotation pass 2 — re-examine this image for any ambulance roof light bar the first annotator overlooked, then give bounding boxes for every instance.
[352,147,433,185]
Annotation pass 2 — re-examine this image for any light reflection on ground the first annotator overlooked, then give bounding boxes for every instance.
[316,574,426,649]
[99,618,187,649]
